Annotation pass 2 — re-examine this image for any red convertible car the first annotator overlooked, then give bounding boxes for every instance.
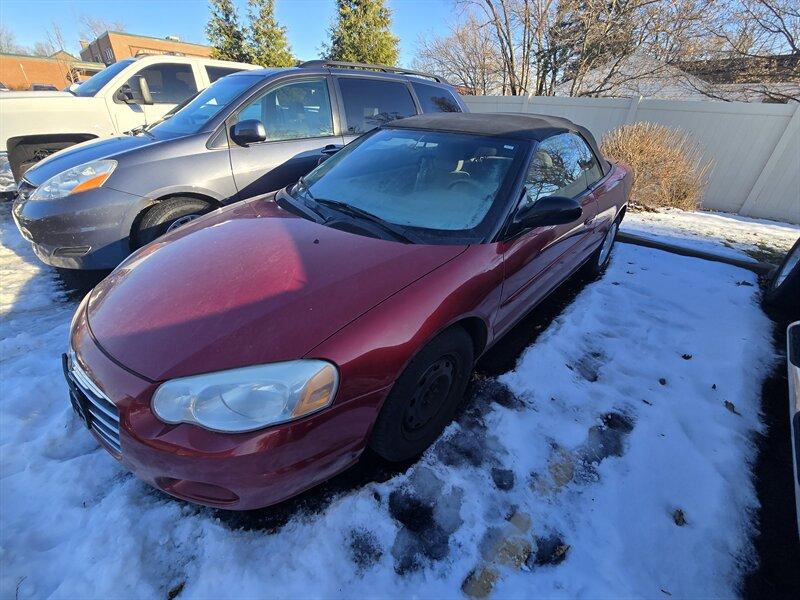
[65,113,631,509]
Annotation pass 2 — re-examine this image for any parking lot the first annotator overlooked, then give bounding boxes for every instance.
[2,201,790,598]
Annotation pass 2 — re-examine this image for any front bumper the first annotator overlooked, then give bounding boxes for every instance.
[12,183,144,269]
[68,305,386,510]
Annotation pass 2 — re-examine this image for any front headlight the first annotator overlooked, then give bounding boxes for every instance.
[151,360,339,433]
[29,159,116,202]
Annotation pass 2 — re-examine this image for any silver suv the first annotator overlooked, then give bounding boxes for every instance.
[12,61,467,270]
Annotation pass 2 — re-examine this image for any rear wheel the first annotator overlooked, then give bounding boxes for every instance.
[134,197,212,248]
[584,219,619,277]
[369,327,474,462]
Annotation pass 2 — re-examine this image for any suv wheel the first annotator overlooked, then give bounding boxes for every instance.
[134,197,212,248]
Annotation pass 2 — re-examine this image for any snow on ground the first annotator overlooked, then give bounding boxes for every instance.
[0,203,776,599]
[622,208,799,265]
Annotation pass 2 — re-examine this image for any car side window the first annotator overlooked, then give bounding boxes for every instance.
[235,78,334,142]
[206,66,244,83]
[523,133,588,206]
[571,134,604,188]
[338,77,417,134]
[412,82,461,113]
[133,64,198,104]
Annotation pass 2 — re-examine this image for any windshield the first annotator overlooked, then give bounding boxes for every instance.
[150,74,260,135]
[73,60,134,97]
[296,128,525,243]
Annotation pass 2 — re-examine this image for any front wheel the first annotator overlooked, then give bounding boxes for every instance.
[369,327,474,462]
[134,197,212,249]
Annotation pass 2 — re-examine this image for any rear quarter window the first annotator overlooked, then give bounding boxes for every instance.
[412,82,462,113]
[338,77,417,134]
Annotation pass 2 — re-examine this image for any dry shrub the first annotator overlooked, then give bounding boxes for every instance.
[601,122,711,211]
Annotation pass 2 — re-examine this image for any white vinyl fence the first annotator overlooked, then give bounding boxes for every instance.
[465,96,800,224]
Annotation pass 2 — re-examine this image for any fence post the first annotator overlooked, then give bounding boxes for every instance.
[738,102,800,218]
[623,95,641,125]
[522,92,532,113]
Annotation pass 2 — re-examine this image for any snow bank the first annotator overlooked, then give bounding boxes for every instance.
[622,208,799,264]
[0,204,775,599]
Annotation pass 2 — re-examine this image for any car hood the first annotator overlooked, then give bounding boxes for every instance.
[86,197,468,382]
[24,132,178,185]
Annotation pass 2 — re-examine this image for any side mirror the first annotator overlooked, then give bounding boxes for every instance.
[115,76,153,105]
[231,119,267,146]
[137,76,153,105]
[510,194,582,235]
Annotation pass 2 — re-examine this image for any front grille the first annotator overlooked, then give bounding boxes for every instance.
[65,352,121,454]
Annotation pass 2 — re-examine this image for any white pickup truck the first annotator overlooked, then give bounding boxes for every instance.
[0,54,258,194]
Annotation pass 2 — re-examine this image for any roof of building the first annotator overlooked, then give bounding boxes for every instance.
[0,51,103,69]
[99,30,212,49]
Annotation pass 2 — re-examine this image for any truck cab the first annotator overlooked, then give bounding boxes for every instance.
[0,54,258,193]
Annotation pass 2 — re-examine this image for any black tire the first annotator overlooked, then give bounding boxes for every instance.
[369,327,474,462]
[583,218,620,277]
[765,237,800,311]
[134,197,212,248]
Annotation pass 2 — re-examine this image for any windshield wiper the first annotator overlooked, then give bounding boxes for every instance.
[314,198,415,244]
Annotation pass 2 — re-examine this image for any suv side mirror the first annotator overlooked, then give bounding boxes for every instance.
[509,194,582,235]
[231,119,267,146]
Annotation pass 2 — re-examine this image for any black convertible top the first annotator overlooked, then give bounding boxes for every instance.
[388,112,610,174]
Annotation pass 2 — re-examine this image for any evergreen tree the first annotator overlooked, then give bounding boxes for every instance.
[248,0,295,67]
[324,0,399,66]
[206,0,251,63]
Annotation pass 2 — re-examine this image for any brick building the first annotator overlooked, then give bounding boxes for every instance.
[79,31,212,65]
[0,51,104,91]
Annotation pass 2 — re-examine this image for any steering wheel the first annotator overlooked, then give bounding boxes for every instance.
[447,178,482,194]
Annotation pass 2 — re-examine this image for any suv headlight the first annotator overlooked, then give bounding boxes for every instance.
[29,159,117,202]
[151,360,339,433]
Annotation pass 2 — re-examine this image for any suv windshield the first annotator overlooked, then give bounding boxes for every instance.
[151,74,260,136]
[73,60,134,97]
[295,128,525,243]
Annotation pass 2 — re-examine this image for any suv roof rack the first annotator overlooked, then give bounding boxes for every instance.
[298,60,445,84]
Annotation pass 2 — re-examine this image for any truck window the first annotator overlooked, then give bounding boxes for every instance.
[206,66,244,83]
[73,59,134,97]
[134,64,198,104]
[338,78,416,134]
[412,82,461,113]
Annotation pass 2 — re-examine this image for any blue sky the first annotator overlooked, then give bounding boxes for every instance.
[1,0,461,66]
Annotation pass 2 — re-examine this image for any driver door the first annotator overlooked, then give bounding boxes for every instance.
[227,76,343,199]
[495,133,598,335]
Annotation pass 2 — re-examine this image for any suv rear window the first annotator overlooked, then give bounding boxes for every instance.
[338,78,416,135]
[412,82,461,113]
